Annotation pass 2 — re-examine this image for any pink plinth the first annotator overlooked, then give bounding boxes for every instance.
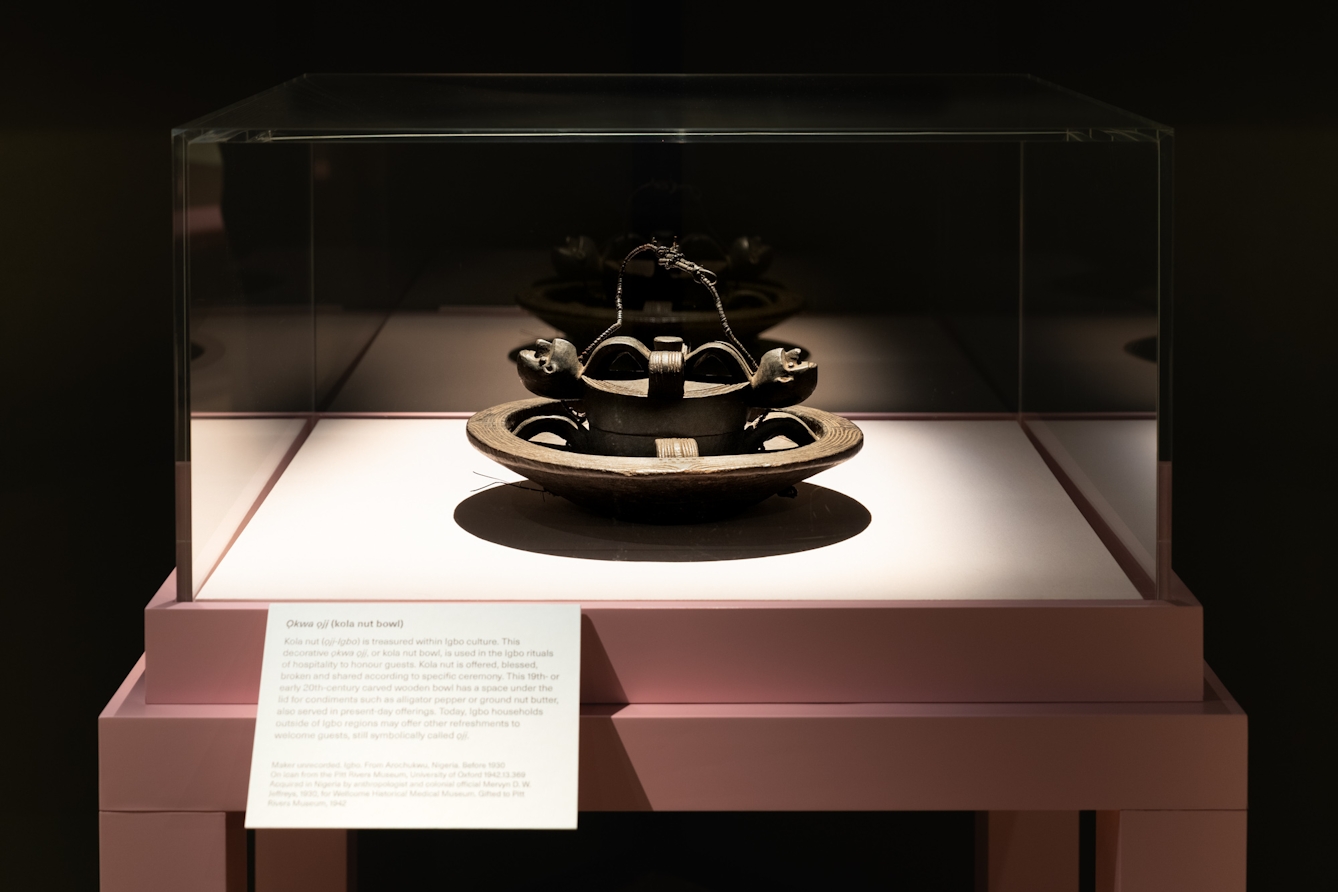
[100,656,255,813]
[255,829,350,892]
[595,695,1244,812]
[104,567,1243,890]
[144,573,1204,705]
[99,811,244,892]
[1098,810,1248,892]
[983,811,1079,892]
[101,658,1245,815]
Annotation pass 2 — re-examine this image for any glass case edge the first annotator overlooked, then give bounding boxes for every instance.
[171,129,1170,146]
[1157,132,1174,464]
[1155,131,1175,600]
[1023,74,1174,134]
[172,131,193,601]
[173,74,309,132]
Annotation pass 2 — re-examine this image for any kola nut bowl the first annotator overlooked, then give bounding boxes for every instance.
[466,238,863,523]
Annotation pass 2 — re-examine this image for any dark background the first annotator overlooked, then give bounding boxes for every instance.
[2,2,1334,888]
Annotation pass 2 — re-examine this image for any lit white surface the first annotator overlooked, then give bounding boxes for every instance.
[1026,419,1157,575]
[247,602,580,829]
[198,419,1140,602]
[190,417,307,595]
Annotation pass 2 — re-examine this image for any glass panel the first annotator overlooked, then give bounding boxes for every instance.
[190,141,313,412]
[183,141,315,593]
[173,75,1170,601]
[180,74,1164,138]
[300,140,1021,414]
[311,144,409,410]
[1020,137,1162,584]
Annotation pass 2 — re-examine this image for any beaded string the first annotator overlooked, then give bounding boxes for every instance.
[580,238,757,372]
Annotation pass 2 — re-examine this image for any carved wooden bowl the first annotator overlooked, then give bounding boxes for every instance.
[466,398,863,523]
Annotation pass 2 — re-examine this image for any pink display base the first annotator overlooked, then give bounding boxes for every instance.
[982,811,1078,892]
[99,811,244,892]
[102,656,1244,814]
[96,808,1246,892]
[1098,809,1248,892]
[144,572,1203,705]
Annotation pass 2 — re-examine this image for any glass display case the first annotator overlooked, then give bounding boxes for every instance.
[106,82,1244,892]
[173,74,1170,603]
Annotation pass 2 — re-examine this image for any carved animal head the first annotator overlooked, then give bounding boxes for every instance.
[749,347,818,408]
[551,235,602,278]
[727,235,773,279]
[517,338,585,399]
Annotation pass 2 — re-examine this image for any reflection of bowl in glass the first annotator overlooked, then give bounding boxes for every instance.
[516,280,805,349]
[1124,335,1158,363]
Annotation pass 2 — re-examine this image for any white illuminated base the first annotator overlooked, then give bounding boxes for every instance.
[190,417,307,591]
[1026,418,1158,577]
[195,419,1141,602]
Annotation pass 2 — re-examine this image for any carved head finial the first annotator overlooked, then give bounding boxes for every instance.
[750,347,818,408]
[517,338,585,399]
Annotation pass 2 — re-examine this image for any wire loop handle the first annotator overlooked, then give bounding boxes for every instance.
[580,239,758,371]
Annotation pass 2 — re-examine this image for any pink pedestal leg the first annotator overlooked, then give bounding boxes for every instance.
[255,829,352,892]
[1097,810,1246,892]
[979,811,1078,892]
[99,811,244,892]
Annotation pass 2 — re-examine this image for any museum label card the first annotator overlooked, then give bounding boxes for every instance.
[246,602,581,829]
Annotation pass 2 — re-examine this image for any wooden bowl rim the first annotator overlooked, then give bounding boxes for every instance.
[466,398,863,480]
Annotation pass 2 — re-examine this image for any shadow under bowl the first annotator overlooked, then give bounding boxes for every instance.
[454,480,870,561]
